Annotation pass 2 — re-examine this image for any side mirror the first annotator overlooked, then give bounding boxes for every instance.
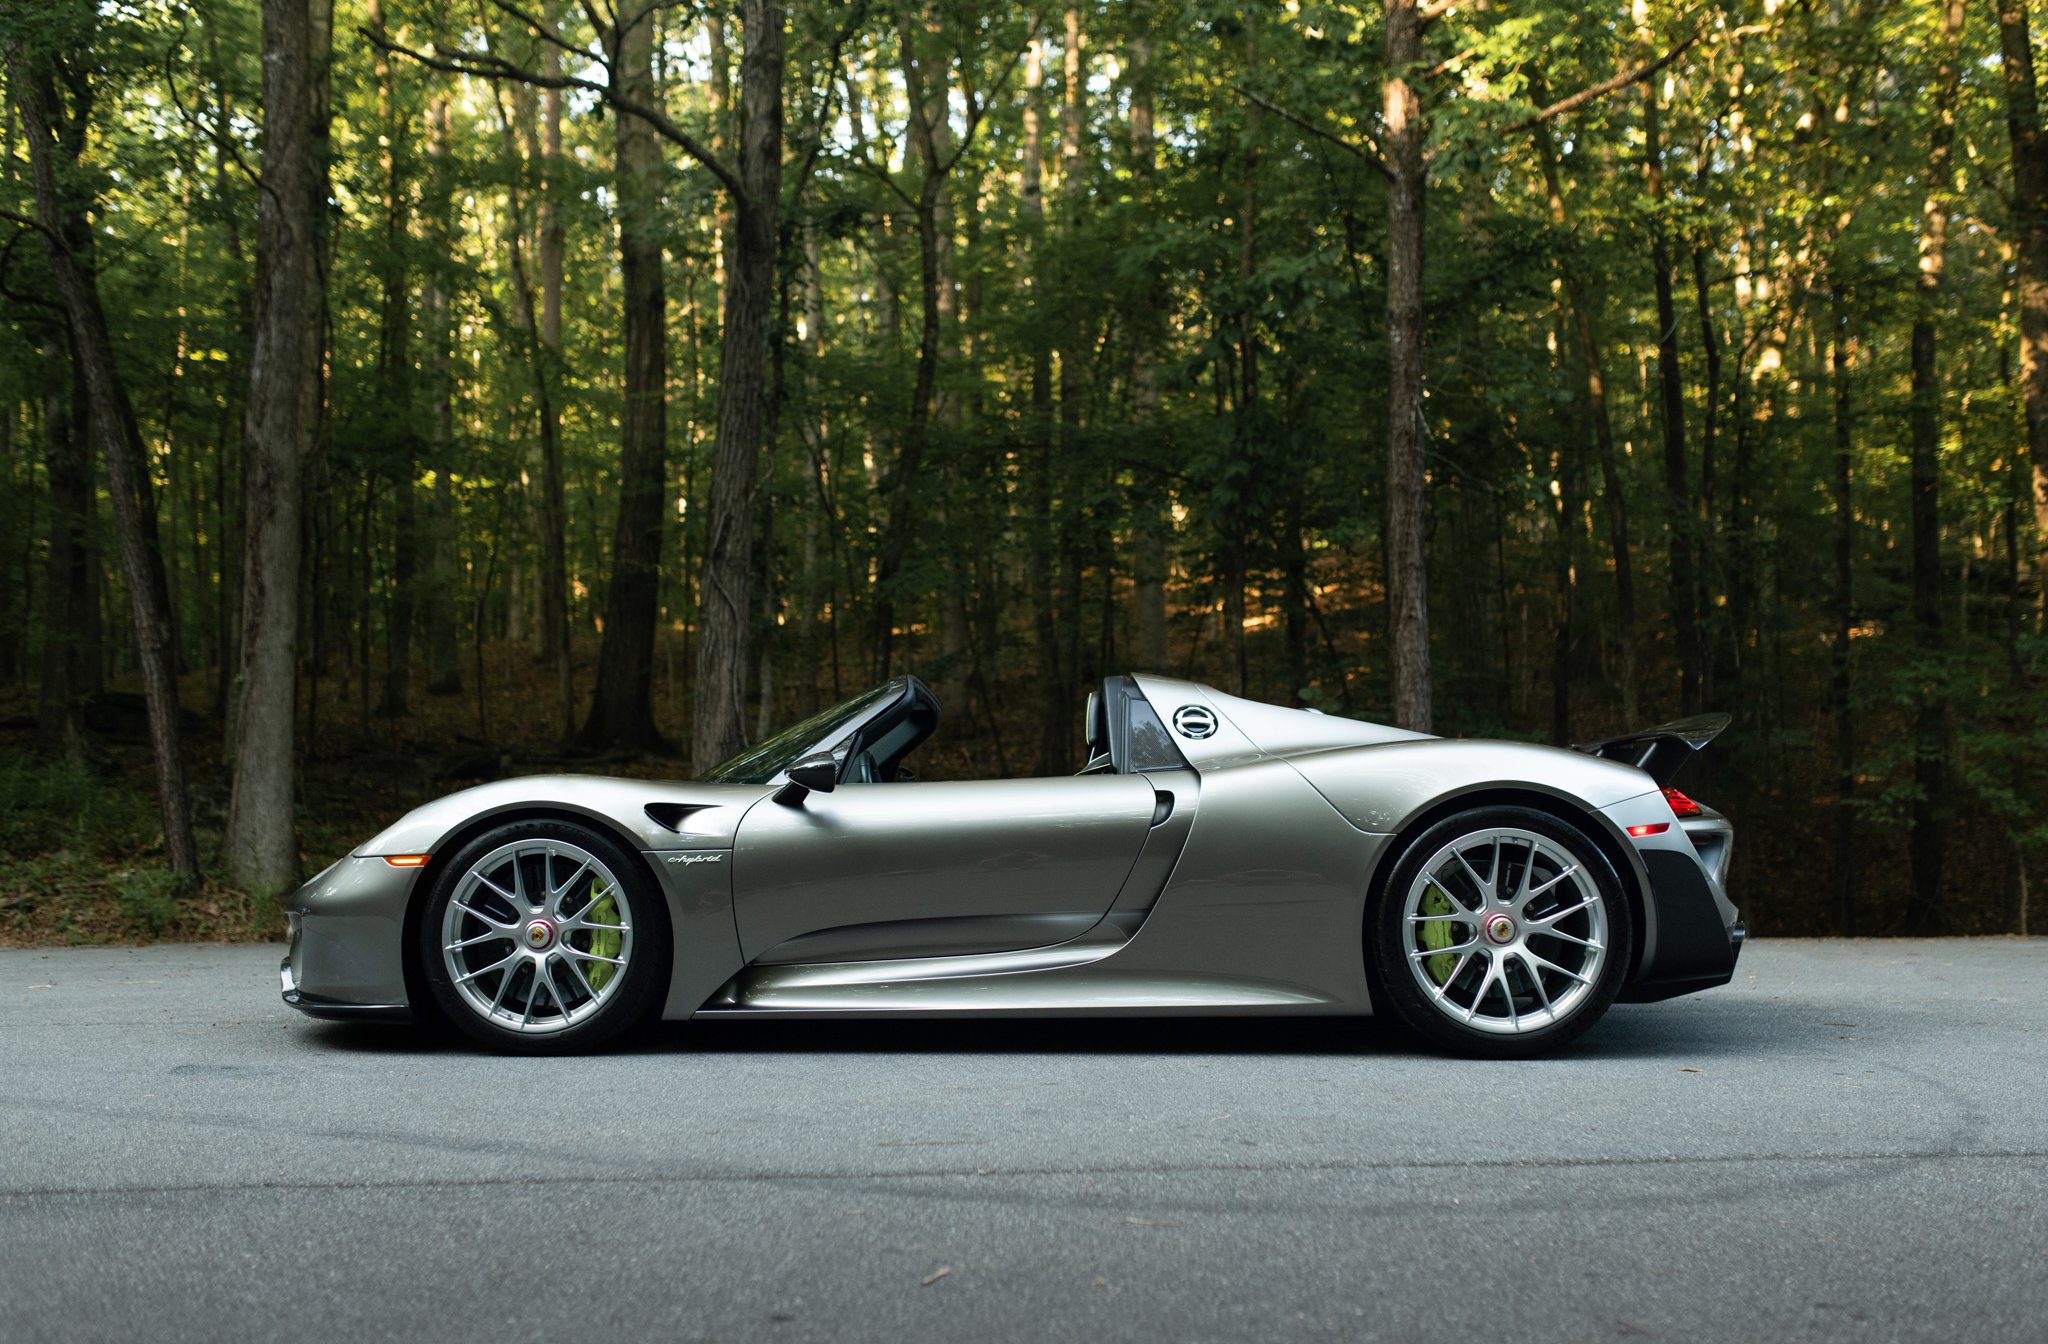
[773,752,839,806]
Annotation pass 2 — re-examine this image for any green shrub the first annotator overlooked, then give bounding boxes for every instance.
[0,752,159,859]
[113,867,181,937]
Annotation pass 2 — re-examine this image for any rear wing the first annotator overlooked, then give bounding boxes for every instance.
[1571,713,1730,787]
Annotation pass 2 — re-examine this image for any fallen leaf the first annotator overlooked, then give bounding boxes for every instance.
[1678,1067,1702,1073]
[921,1267,952,1287]
[1117,1217,1181,1228]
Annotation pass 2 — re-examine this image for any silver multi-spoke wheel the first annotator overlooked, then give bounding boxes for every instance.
[1398,826,1609,1037]
[439,839,635,1036]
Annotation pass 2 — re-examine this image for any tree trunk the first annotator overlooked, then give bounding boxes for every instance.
[869,7,952,679]
[36,332,99,755]
[371,0,416,720]
[1689,244,1721,701]
[1995,0,2048,545]
[1059,0,1095,703]
[497,73,569,734]
[1383,0,1432,732]
[422,94,463,695]
[1830,287,1857,934]
[1905,0,1966,935]
[1532,97,1637,724]
[1022,33,1065,774]
[1644,78,1697,715]
[1126,0,1169,672]
[1550,313,1582,745]
[1990,0,2048,610]
[10,44,202,889]
[1231,8,1258,698]
[536,21,572,735]
[578,3,670,752]
[689,0,784,775]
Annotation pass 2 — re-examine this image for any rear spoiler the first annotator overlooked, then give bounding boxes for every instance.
[1571,713,1731,787]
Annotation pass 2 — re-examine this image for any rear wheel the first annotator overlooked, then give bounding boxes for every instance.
[1369,806,1632,1058]
[417,819,670,1054]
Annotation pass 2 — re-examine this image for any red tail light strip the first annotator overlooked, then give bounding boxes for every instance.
[1662,787,1703,819]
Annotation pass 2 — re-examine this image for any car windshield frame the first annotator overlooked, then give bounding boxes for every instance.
[698,681,902,784]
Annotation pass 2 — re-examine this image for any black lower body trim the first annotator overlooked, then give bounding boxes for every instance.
[1620,851,1741,1003]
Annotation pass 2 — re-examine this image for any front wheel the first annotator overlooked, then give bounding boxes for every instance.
[1369,806,1632,1058]
[417,819,671,1054]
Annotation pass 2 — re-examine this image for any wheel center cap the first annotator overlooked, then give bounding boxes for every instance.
[524,919,556,951]
[1485,914,1517,945]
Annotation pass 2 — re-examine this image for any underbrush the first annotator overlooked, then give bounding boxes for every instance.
[0,750,284,946]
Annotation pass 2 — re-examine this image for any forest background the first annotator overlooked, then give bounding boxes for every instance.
[2,0,2043,944]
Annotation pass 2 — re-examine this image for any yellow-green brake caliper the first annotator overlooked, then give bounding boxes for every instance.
[582,884,622,991]
[1419,883,1458,985]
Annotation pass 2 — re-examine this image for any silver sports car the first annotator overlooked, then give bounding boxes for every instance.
[281,674,1742,1057]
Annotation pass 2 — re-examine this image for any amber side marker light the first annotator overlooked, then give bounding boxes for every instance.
[1626,822,1671,838]
[381,854,432,868]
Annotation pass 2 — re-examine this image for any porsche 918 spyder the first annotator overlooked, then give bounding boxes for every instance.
[281,674,1742,1056]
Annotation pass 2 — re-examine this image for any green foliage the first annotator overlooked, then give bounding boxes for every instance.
[113,867,182,938]
[2,0,2046,938]
[0,754,159,863]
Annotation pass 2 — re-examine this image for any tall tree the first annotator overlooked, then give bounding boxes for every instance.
[1640,7,1697,715]
[535,19,572,737]
[1529,79,1637,724]
[7,28,201,887]
[225,0,326,891]
[1904,0,1967,934]
[33,308,98,752]
[1993,0,2048,543]
[420,92,463,697]
[371,0,419,720]
[689,0,786,773]
[1126,0,1169,674]
[576,0,669,750]
[1023,29,1065,774]
[1381,0,1433,732]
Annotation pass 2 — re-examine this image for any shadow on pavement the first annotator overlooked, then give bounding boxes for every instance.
[300,994,1815,1062]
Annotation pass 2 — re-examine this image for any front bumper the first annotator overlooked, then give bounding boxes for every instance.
[280,949,410,1022]
[280,856,419,1020]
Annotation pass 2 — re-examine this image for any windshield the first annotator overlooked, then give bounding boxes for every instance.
[698,682,897,784]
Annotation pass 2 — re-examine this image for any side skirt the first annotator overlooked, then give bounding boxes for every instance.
[694,915,1356,1018]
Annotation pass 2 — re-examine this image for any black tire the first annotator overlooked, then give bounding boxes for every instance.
[1368,805,1633,1059]
[417,818,671,1055]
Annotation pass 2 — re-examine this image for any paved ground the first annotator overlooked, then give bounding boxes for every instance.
[0,939,2043,1343]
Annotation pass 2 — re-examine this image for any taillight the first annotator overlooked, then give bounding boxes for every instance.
[1663,787,1703,819]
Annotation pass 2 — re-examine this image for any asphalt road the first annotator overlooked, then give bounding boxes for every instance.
[1,939,2043,1344]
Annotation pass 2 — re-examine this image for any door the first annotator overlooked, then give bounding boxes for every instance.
[732,774,1159,964]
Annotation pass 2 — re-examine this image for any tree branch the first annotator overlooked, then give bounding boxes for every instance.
[1236,85,1393,181]
[787,0,873,203]
[1502,29,1702,133]
[0,205,63,249]
[486,0,593,65]
[161,4,277,210]
[1421,46,1478,80]
[940,16,1040,178]
[365,29,746,199]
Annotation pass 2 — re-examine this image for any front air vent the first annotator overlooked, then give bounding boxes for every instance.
[644,803,714,833]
